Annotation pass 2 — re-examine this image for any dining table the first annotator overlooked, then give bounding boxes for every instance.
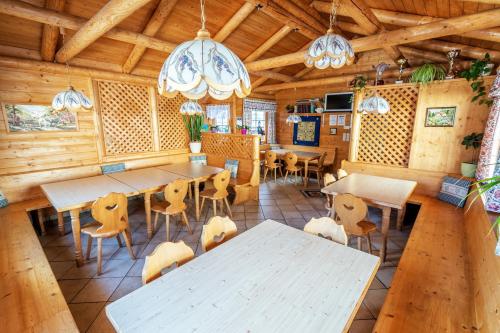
[266,148,321,187]
[321,173,417,262]
[106,220,380,333]
[156,162,224,221]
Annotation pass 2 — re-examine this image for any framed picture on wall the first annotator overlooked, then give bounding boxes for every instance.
[425,107,456,127]
[293,116,320,146]
[2,103,78,132]
[330,128,337,135]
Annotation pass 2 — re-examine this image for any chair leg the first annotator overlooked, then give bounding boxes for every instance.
[165,214,171,241]
[97,238,103,275]
[224,197,233,218]
[316,171,321,187]
[122,231,136,259]
[295,171,298,185]
[274,168,277,183]
[116,234,123,247]
[284,170,288,184]
[212,199,217,217]
[279,166,283,177]
[182,211,192,234]
[366,233,373,254]
[37,209,46,235]
[153,212,159,231]
[357,237,362,251]
[200,197,206,213]
[57,212,65,236]
[263,168,268,182]
[86,235,93,260]
[188,184,192,199]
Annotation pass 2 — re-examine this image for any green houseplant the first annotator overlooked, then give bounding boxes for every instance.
[460,132,483,177]
[459,53,494,107]
[182,114,204,153]
[237,124,250,135]
[467,174,500,236]
[410,63,446,84]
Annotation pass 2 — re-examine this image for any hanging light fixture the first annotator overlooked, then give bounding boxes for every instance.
[304,0,354,69]
[158,0,251,101]
[52,28,92,112]
[286,88,302,124]
[180,100,204,115]
[358,63,390,114]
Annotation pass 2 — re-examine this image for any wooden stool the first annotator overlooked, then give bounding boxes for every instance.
[142,241,194,284]
[151,179,192,242]
[200,170,233,218]
[263,150,283,182]
[201,216,238,252]
[81,192,135,275]
[283,152,303,185]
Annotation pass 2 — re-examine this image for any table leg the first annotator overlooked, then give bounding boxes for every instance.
[304,160,309,187]
[396,205,406,231]
[194,180,200,221]
[380,207,391,262]
[69,208,83,267]
[144,191,152,239]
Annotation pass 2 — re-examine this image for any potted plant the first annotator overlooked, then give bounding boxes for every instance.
[410,63,446,84]
[182,113,204,153]
[460,132,483,177]
[350,75,367,92]
[459,53,494,107]
[237,124,250,135]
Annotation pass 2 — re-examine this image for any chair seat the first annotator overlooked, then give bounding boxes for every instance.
[286,166,303,172]
[200,188,228,200]
[151,200,186,215]
[265,163,282,169]
[81,221,120,238]
[308,165,322,172]
[357,220,377,234]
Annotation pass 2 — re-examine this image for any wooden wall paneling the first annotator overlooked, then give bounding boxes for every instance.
[156,93,188,151]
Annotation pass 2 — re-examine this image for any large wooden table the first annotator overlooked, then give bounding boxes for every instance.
[156,162,224,221]
[271,149,321,187]
[321,173,416,262]
[106,220,380,333]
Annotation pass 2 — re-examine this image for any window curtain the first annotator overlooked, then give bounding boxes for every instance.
[476,68,500,213]
[243,98,277,143]
[206,104,230,133]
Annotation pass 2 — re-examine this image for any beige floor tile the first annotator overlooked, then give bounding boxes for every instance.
[354,303,375,320]
[127,258,145,277]
[245,220,261,229]
[231,205,245,212]
[348,319,376,333]
[244,205,260,213]
[59,278,89,302]
[98,259,135,278]
[111,244,146,260]
[62,260,101,279]
[376,267,397,288]
[282,210,303,219]
[72,277,122,303]
[87,302,116,333]
[49,261,74,279]
[88,244,121,260]
[369,277,385,290]
[245,212,265,220]
[109,277,143,302]
[259,199,276,206]
[363,289,388,318]
[68,302,106,332]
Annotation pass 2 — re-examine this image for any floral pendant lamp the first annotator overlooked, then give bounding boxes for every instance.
[180,100,204,115]
[304,0,354,69]
[286,88,302,124]
[158,0,251,101]
[358,63,391,114]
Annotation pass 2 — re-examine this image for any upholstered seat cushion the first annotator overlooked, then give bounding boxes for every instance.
[190,155,207,165]
[0,191,8,208]
[101,163,126,174]
[438,176,471,208]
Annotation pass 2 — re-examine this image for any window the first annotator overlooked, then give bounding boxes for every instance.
[250,110,266,141]
[206,104,230,133]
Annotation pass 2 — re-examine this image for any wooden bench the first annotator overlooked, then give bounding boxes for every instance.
[0,206,78,332]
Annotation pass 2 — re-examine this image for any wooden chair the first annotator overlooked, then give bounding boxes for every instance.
[337,168,348,179]
[151,179,192,242]
[334,193,377,254]
[141,241,194,284]
[307,152,327,187]
[201,216,238,252]
[304,217,348,245]
[323,173,337,217]
[81,192,135,275]
[283,152,304,185]
[200,170,233,218]
[263,150,283,182]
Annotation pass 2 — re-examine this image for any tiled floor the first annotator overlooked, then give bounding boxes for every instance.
[38,180,411,333]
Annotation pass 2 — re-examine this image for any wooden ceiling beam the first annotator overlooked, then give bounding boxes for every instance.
[40,0,65,62]
[271,0,329,34]
[55,0,155,63]
[252,70,297,82]
[245,8,500,71]
[245,25,292,62]
[409,40,500,62]
[214,2,255,42]
[0,0,177,54]
[456,0,500,4]
[122,0,178,74]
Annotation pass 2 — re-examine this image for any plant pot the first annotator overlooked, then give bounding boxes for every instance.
[189,142,201,154]
[241,129,247,135]
[460,162,477,178]
[481,63,494,76]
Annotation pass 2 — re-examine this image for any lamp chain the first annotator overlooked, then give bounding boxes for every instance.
[200,0,206,30]
[329,0,338,30]
[59,27,72,89]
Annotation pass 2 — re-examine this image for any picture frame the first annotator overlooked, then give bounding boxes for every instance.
[330,128,337,135]
[425,107,456,127]
[2,103,78,133]
[337,115,346,126]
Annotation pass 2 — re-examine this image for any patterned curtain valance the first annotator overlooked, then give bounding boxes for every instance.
[243,98,277,113]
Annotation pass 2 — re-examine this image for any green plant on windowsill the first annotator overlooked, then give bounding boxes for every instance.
[459,53,494,107]
[460,132,483,177]
[410,63,446,84]
[467,174,500,235]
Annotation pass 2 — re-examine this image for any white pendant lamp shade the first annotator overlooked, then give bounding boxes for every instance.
[180,100,204,115]
[358,95,390,114]
[305,31,355,69]
[52,86,93,112]
[158,29,251,101]
[286,114,302,124]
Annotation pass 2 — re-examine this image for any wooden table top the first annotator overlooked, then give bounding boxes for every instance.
[106,167,188,193]
[271,149,321,160]
[106,220,379,333]
[41,175,138,211]
[156,162,224,180]
[321,173,417,209]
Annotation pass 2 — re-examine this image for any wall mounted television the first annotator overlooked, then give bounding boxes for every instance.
[324,92,353,112]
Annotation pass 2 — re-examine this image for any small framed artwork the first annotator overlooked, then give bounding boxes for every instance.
[425,107,456,127]
[2,103,78,132]
[337,115,346,126]
[330,128,337,135]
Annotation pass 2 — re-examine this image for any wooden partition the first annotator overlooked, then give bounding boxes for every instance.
[0,68,190,203]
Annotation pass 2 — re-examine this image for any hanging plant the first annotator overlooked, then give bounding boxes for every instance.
[350,75,367,92]
[410,63,446,84]
[459,53,494,107]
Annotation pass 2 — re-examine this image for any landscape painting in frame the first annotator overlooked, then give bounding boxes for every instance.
[425,107,456,127]
[3,104,77,132]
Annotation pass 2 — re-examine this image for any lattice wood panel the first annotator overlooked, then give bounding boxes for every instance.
[157,94,188,150]
[202,133,257,160]
[97,81,153,155]
[356,85,419,167]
